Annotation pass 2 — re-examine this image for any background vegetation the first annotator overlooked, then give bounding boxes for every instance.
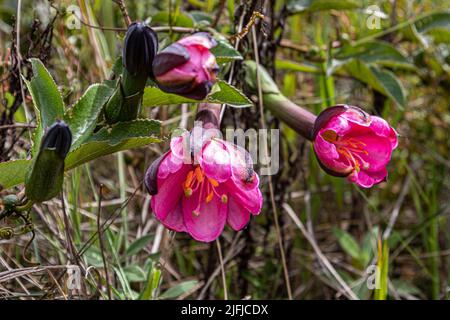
[0,0,449,300]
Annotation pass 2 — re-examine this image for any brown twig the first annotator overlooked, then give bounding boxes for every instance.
[77,182,142,257]
[60,193,76,265]
[0,123,36,130]
[96,184,112,300]
[113,0,132,26]
[282,203,359,300]
[251,25,293,300]
[212,0,227,28]
[216,238,228,300]
[72,13,196,34]
[230,11,265,42]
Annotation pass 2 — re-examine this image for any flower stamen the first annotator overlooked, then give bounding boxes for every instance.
[322,130,370,171]
[183,166,222,207]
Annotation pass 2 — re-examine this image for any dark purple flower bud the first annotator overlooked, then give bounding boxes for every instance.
[123,22,159,78]
[40,120,72,159]
[153,33,219,100]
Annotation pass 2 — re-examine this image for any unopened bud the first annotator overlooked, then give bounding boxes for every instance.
[25,121,72,202]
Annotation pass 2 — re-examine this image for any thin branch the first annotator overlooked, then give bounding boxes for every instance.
[282,203,359,300]
[383,175,411,240]
[96,184,112,300]
[112,0,131,26]
[73,13,196,34]
[252,25,293,300]
[0,123,36,130]
[211,0,227,28]
[216,238,228,300]
[15,0,32,127]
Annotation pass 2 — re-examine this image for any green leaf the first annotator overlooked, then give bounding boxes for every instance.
[189,11,213,25]
[414,12,450,34]
[333,227,361,260]
[426,28,450,44]
[123,265,147,283]
[65,119,161,170]
[374,240,389,300]
[335,41,415,70]
[139,262,161,300]
[142,87,197,106]
[275,59,321,73]
[24,58,65,155]
[287,0,361,14]
[209,80,253,107]
[391,279,423,297]
[64,84,114,149]
[126,235,154,257]
[405,12,450,47]
[211,40,242,64]
[159,280,199,299]
[151,11,195,28]
[0,120,161,189]
[112,266,134,299]
[0,160,31,189]
[344,60,405,108]
[142,80,252,108]
[361,226,379,267]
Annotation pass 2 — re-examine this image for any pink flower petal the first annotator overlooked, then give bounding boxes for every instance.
[167,46,210,86]
[170,133,192,164]
[227,196,250,231]
[182,192,227,242]
[324,116,352,136]
[199,140,231,182]
[157,202,186,232]
[348,167,388,188]
[157,152,184,179]
[202,51,218,81]
[314,133,353,174]
[156,66,196,86]
[226,179,263,215]
[341,108,371,127]
[348,133,394,172]
[370,116,398,149]
[223,141,259,191]
[151,163,190,221]
[178,34,215,49]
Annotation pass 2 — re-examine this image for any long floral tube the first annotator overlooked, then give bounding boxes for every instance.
[263,94,317,141]
[244,61,398,188]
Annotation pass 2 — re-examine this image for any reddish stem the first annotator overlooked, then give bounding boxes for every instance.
[264,94,317,141]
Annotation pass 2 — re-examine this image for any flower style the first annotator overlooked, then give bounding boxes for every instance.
[145,129,262,242]
[312,105,398,188]
[152,33,219,100]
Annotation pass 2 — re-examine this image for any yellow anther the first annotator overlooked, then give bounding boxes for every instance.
[206,191,214,203]
[194,167,204,183]
[221,194,228,204]
[184,188,193,197]
[184,170,194,189]
[209,178,219,187]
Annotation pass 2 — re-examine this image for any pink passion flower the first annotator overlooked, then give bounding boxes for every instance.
[152,33,219,100]
[145,131,263,242]
[312,105,398,188]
